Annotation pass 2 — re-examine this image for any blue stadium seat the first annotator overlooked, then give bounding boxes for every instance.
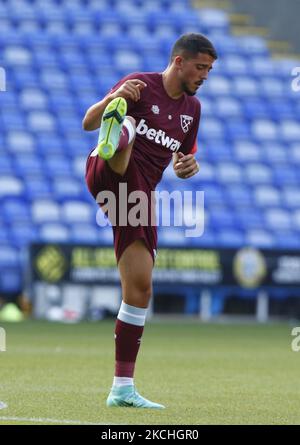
[61,200,94,223]
[4,45,32,66]
[202,184,224,205]
[226,119,251,140]
[191,229,217,247]
[203,75,231,95]
[2,111,27,131]
[158,227,190,247]
[260,77,284,98]
[14,154,43,176]
[272,231,300,249]
[0,267,22,293]
[0,224,10,243]
[290,143,300,164]
[246,229,275,248]
[279,120,300,142]
[263,143,287,163]
[217,229,245,247]
[114,50,143,73]
[264,208,292,231]
[293,210,300,231]
[273,166,298,186]
[43,155,73,177]
[27,110,56,132]
[238,36,269,57]
[10,223,38,246]
[3,198,31,223]
[200,117,225,139]
[217,162,243,183]
[211,35,240,56]
[31,199,60,223]
[0,176,24,198]
[39,222,70,242]
[6,131,35,153]
[225,185,253,207]
[251,57,275,76]
[72,156,87,178]
[203,141,233,162]
[0,155,13,175]
[243,98,269,119]
[254,185,281,207]
[12,67,39,89]
[0,244,20,267]
[245,163,273,184]
[283,187,300,209]
[24,176,52,199]
[233,76,259,97]
[20,88,48,110]
[222,55,248,75]
[0,91,18,108]
[209,207,235,229]
[268,99,295,119]
[215,97,242,118]
[237,208,264,230]
[251,119,278,141]
[35,133,64,155]
[34,50,58,68]
[53,178,82,199]
[195,162,216,182]
[70,223,99,243]
[234,141,261,162]
[198,8,229,33]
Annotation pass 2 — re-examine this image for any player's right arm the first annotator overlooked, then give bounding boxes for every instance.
[82,79,147,131]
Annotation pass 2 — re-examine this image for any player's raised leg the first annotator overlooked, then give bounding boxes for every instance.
[107,116,135,177]
[106,240,165,409]
[97,97,127,160]
[97,97,136,178]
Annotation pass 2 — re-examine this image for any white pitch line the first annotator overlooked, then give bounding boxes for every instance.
[0,416,112,425]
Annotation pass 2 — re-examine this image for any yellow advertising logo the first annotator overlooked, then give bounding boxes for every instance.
[233,247,267,288]
[35,246,67,282]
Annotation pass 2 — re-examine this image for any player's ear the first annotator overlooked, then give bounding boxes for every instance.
[173,55,184,70]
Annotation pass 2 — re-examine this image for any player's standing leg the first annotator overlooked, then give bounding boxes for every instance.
[106,239,165,409]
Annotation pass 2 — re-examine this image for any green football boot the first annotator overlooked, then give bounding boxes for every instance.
[97,97,127,160]
[106,385,165,409]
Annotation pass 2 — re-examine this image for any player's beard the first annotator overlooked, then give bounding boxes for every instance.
[181,81,196,96]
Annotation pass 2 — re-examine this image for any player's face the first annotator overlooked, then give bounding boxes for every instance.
[177,53,215,96]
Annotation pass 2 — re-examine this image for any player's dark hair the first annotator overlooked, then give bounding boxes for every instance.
[171,33,218,61]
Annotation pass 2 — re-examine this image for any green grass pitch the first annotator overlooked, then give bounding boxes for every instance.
[0,320,299,425]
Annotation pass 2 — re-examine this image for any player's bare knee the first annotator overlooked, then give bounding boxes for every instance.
[140,284,152,300]
[135,280,152,303]
[124,280,152,305]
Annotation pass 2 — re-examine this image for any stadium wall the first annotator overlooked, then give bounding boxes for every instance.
[231,0,300,52]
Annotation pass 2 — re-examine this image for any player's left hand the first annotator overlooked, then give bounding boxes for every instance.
[173,152,200,179]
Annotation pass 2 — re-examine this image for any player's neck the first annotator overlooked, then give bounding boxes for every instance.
[162,69,184,100]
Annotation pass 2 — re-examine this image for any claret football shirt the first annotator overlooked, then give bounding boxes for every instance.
[109,72,201,189]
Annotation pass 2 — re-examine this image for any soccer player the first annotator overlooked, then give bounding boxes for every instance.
[84,33,217,409]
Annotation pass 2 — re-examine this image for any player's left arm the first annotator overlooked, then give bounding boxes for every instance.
[173,102,200,179]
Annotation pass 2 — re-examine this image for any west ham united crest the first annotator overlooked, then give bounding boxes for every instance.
[180,114,193,133]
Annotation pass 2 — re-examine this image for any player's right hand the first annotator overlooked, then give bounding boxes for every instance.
[111,79,147,102]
